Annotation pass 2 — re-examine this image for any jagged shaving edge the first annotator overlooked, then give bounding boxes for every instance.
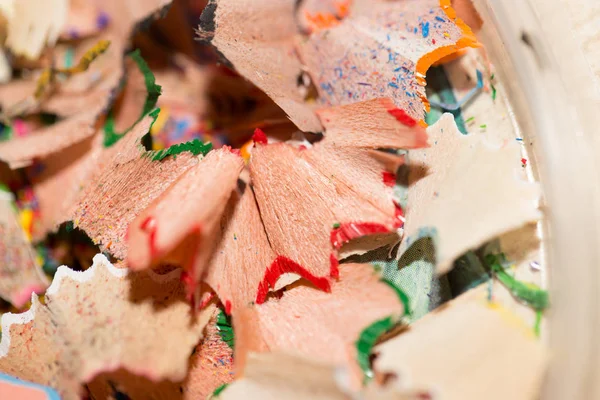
[47,254,125,295]
[0,254,182,359]
[0,295,38,357]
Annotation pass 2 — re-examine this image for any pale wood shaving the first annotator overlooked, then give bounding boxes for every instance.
[250,142,396,283]
[86,308,233,399]
[401,114,541,274]
[0,254,213,400]
[0,109,101,169]
[317,99,428,149]
[374,285,547,400]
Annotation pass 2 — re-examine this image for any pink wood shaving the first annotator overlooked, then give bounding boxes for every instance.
[0,191,49,307]
[233,264,403,376]
[127,148,244,297]
[250,142,396,286]
[204,185,277,313]
[0,109,101,169]
[317,98,428,149]
[199,0,322,132]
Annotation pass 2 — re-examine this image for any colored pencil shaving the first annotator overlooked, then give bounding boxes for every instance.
[0,0,550,399]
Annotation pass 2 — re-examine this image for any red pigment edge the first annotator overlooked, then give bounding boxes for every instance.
[376,98,428,148]
[224,300,232,315]
[329,253,340,279]
[198,291,215,310]
[330,222,392,250]
[252,128,268,145]
[382,171,396,187]
[140,216,159,258]
[182,224,203,301]
[255,255,332,304]
[179,271,196,309]
[387,108,417,127]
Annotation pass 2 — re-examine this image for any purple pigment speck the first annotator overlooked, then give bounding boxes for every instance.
[96,11,110,29]
[68,29,79,39]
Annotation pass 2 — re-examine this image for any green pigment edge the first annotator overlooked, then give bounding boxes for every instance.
[211,383,229,398]
[216,309,235,350]
[381,278,412,318]
[355,316,396,383]
[355,273,411,383]
[103,49,162,147]
[146,139,213,161]
[485,254,549,311]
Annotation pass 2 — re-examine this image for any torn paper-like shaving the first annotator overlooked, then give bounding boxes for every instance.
[201,0,477,130]
[399,114,541,274]
[233,263,403,382]
[373,285,547,400]
[0,0,68,60]
[0,254,211,400]
[46,254,128,296]
[85,307,233,400]
[0,298,37,358]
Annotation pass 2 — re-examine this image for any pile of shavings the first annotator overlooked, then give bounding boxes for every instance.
[0,1,549,399]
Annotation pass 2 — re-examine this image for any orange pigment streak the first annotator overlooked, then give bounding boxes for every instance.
[305,12,340,31]
[415,0,481,113]
[305,0,351,32]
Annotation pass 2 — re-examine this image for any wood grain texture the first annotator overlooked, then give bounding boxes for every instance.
[317,98,428,149]
[305,142,397,219]
[71,115,199,259]
[0,109,100,169]
[0,254,213,400]
[127,147,243,297]
[201,0,322,132]
[29,135,101,241]
[374,285,547,400]
[86,308,233,400]
[233,264,403,376]
[204,185,277,312]
[250,141,397,285]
